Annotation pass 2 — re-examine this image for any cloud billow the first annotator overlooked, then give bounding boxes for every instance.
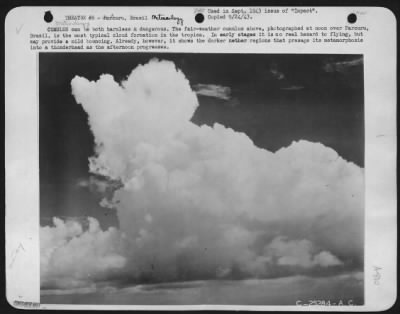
[41,59,363,291]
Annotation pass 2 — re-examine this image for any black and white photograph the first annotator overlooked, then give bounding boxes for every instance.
[38,53,365,305]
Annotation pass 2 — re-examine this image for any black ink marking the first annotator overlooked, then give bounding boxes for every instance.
[347,13,357,24]
[152,14,183,26]
[195,13,204,23]
[44,11,53,23]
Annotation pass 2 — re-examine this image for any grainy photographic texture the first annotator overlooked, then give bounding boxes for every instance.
[39,53,364,305]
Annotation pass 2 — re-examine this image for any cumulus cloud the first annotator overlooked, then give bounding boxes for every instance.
[41,217,126,290]
[41,59,363,291]
[265,236,343,268]
[192,83,231,100]
[313,251,343,267]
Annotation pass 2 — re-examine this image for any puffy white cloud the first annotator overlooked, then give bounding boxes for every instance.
[264,236,343,268]
[41,59,364,291]
[313,251,343,267]
[41,217,126,290]
[71,59,198,180]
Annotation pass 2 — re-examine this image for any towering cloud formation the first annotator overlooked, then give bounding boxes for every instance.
[41,59,363,290]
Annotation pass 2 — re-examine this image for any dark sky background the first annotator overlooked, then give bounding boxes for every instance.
[39,53,364,228]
